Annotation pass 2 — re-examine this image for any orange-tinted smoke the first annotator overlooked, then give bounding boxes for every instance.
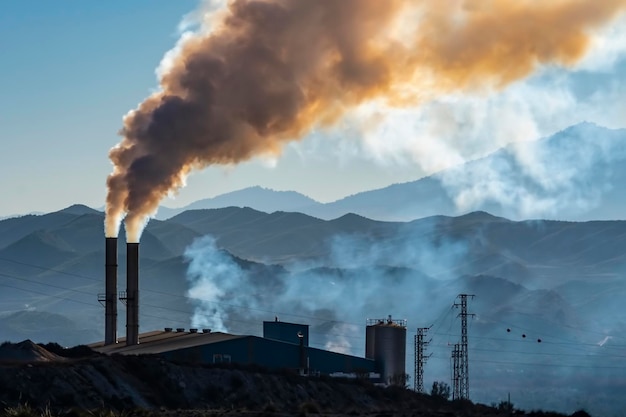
[106,0,626,241]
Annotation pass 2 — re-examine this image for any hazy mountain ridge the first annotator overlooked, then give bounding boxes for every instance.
[155,186,321,219]
[0,206,624,339]
[6,124,624,225]
[151,123,626,223]
[307,123,626,221]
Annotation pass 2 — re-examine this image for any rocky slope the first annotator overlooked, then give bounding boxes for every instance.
[0,342,583,417]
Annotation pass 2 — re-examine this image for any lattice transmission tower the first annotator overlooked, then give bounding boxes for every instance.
[451,343,461,399]
[453,294,475,400]
[413,326,431,393]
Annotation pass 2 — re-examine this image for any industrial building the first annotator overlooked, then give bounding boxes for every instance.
[97,238,407,383]
[91,319,378,378]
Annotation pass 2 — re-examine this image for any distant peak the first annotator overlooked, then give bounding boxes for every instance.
[56,204,100,215]
[331,212,369,221]
[457,211,507,222]
[562,121,602,133]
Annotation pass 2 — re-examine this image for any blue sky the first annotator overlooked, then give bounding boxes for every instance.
[1,1,626,217]
[1,1,197,215]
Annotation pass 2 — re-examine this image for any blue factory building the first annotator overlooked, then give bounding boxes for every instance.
[263,318,309,347]
[91,320,377,377]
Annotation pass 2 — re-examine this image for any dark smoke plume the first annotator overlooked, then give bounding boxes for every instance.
[106,0,626,241]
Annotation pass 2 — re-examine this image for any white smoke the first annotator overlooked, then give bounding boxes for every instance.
[576,13,626,71]
[184,222,468,354]
[283,16,626,220]
[440,123,626,219]
[185,235,247,331]
[324,322,360,354]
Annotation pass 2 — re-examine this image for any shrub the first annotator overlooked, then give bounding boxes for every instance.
[498,399,514,413]
[430,381,451,400]
[3,403,39,417]
[388,372,410,388]
[40,343,97,359]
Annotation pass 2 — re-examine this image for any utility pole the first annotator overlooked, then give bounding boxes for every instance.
[454,294,475,400]
[414,326,431,393]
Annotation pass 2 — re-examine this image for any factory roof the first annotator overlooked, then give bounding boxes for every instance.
[89,330,244,355]
[263,318,309,327]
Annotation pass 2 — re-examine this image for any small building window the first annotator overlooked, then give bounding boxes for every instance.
[213,354,231,364]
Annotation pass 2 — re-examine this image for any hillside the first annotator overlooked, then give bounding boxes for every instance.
[155,186,321,219]
[0,343,586,417]
[303,123,626,221]
[0,206,625,415]
[1,206,625,343]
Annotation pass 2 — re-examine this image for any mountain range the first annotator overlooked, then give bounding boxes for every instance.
[2,204,625,335]
[1,122,626,414]
[154,123,626,222]
[1,205,625,414]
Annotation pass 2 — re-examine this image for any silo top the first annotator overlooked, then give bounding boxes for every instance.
[366,317,407,328]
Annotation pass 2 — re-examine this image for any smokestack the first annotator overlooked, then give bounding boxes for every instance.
[104,237,117,345]
[126,242,139,346]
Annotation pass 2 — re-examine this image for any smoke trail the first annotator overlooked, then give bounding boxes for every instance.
[185,236,246,332]
[184,223,467,353]
[105,0,626,240]
[440,123,626,219]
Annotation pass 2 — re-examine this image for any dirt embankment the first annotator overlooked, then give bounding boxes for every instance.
[0,342,583,417]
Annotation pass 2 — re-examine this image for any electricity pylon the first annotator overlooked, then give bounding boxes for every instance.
[414,326,431,393]
[453,294,475,400]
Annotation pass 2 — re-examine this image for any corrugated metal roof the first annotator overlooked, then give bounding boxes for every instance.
[90,330,244,355]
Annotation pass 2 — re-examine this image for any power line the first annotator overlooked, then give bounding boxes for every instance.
[4,263,625,362]
[3,255,626,377]
[0,256,465,345]
[0,256,392,330]
[421,354,626,370]
[0,270,371,344]
[4,254,622,349]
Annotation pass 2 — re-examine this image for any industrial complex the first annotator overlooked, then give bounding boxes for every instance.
[95,238,408,384]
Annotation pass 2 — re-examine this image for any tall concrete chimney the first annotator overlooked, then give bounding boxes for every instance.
[126,242,139,346]
[104,237,118,345]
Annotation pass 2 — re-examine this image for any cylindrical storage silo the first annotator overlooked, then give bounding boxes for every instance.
[365,316,407,385]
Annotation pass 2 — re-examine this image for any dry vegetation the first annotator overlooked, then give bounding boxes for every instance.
[0,342,591,417]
